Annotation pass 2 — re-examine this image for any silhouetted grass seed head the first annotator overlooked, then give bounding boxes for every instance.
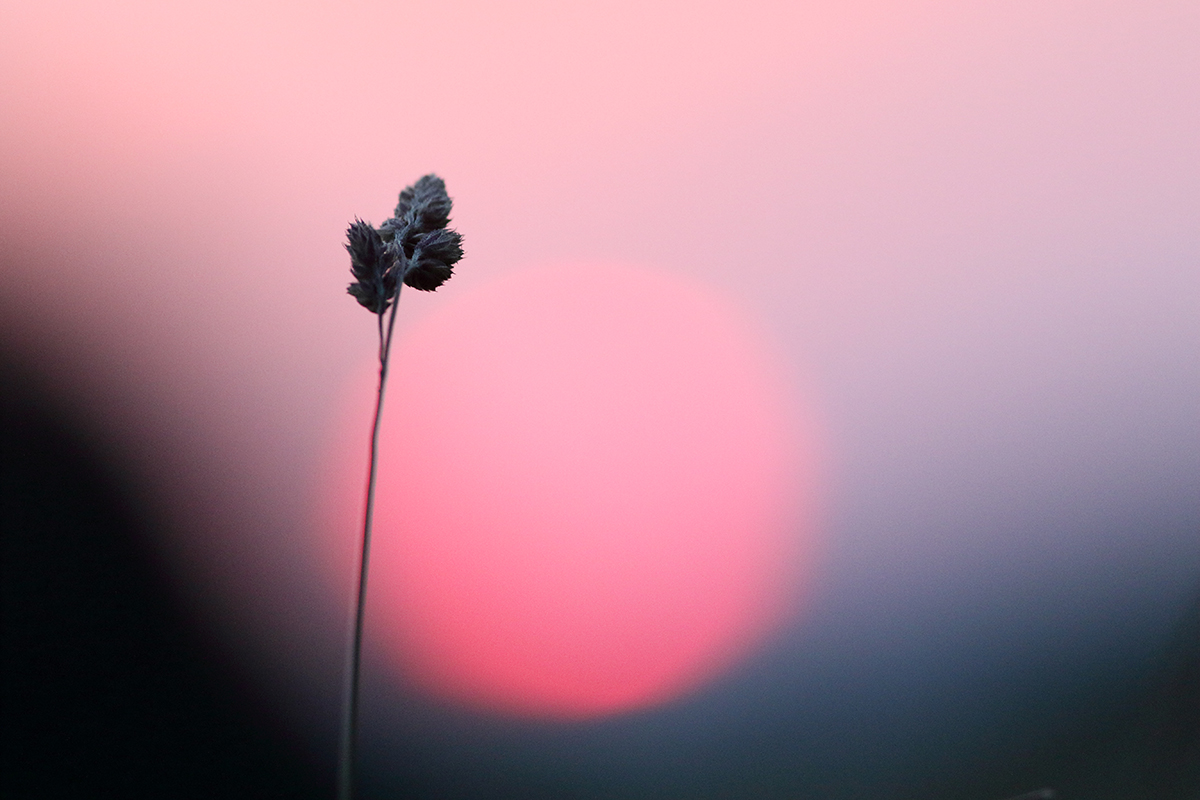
[345,218,398,314]
[405,228,463,291]
[348,173,463,302]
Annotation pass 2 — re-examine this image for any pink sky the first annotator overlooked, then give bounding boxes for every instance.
[2,0,1197,746]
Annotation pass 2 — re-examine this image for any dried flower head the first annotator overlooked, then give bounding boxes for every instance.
[404,227,464,291]
[345,218,398,314]
[395,174,453,235]
[366,173,464,294]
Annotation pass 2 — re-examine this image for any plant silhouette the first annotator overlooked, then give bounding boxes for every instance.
[338,175,463,800]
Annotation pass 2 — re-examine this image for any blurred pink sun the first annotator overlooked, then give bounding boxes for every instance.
[325,262,818,719]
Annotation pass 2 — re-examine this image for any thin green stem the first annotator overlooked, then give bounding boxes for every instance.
[337,277,403,800]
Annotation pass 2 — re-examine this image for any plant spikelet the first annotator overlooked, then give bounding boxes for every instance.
[345,219,398,314]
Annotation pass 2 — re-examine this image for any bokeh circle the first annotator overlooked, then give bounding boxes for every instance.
[324,262,819,718]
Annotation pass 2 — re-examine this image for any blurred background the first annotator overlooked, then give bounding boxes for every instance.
[2,1,1198,798]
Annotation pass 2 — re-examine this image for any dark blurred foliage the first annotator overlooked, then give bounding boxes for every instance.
[0,359,329,799]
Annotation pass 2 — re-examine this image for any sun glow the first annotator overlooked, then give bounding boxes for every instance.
[322,263,820,718]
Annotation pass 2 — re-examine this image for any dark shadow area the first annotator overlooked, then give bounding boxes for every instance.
[1117,585,1200,799]
[1149,590,1200,793]
[0,361,328,799]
